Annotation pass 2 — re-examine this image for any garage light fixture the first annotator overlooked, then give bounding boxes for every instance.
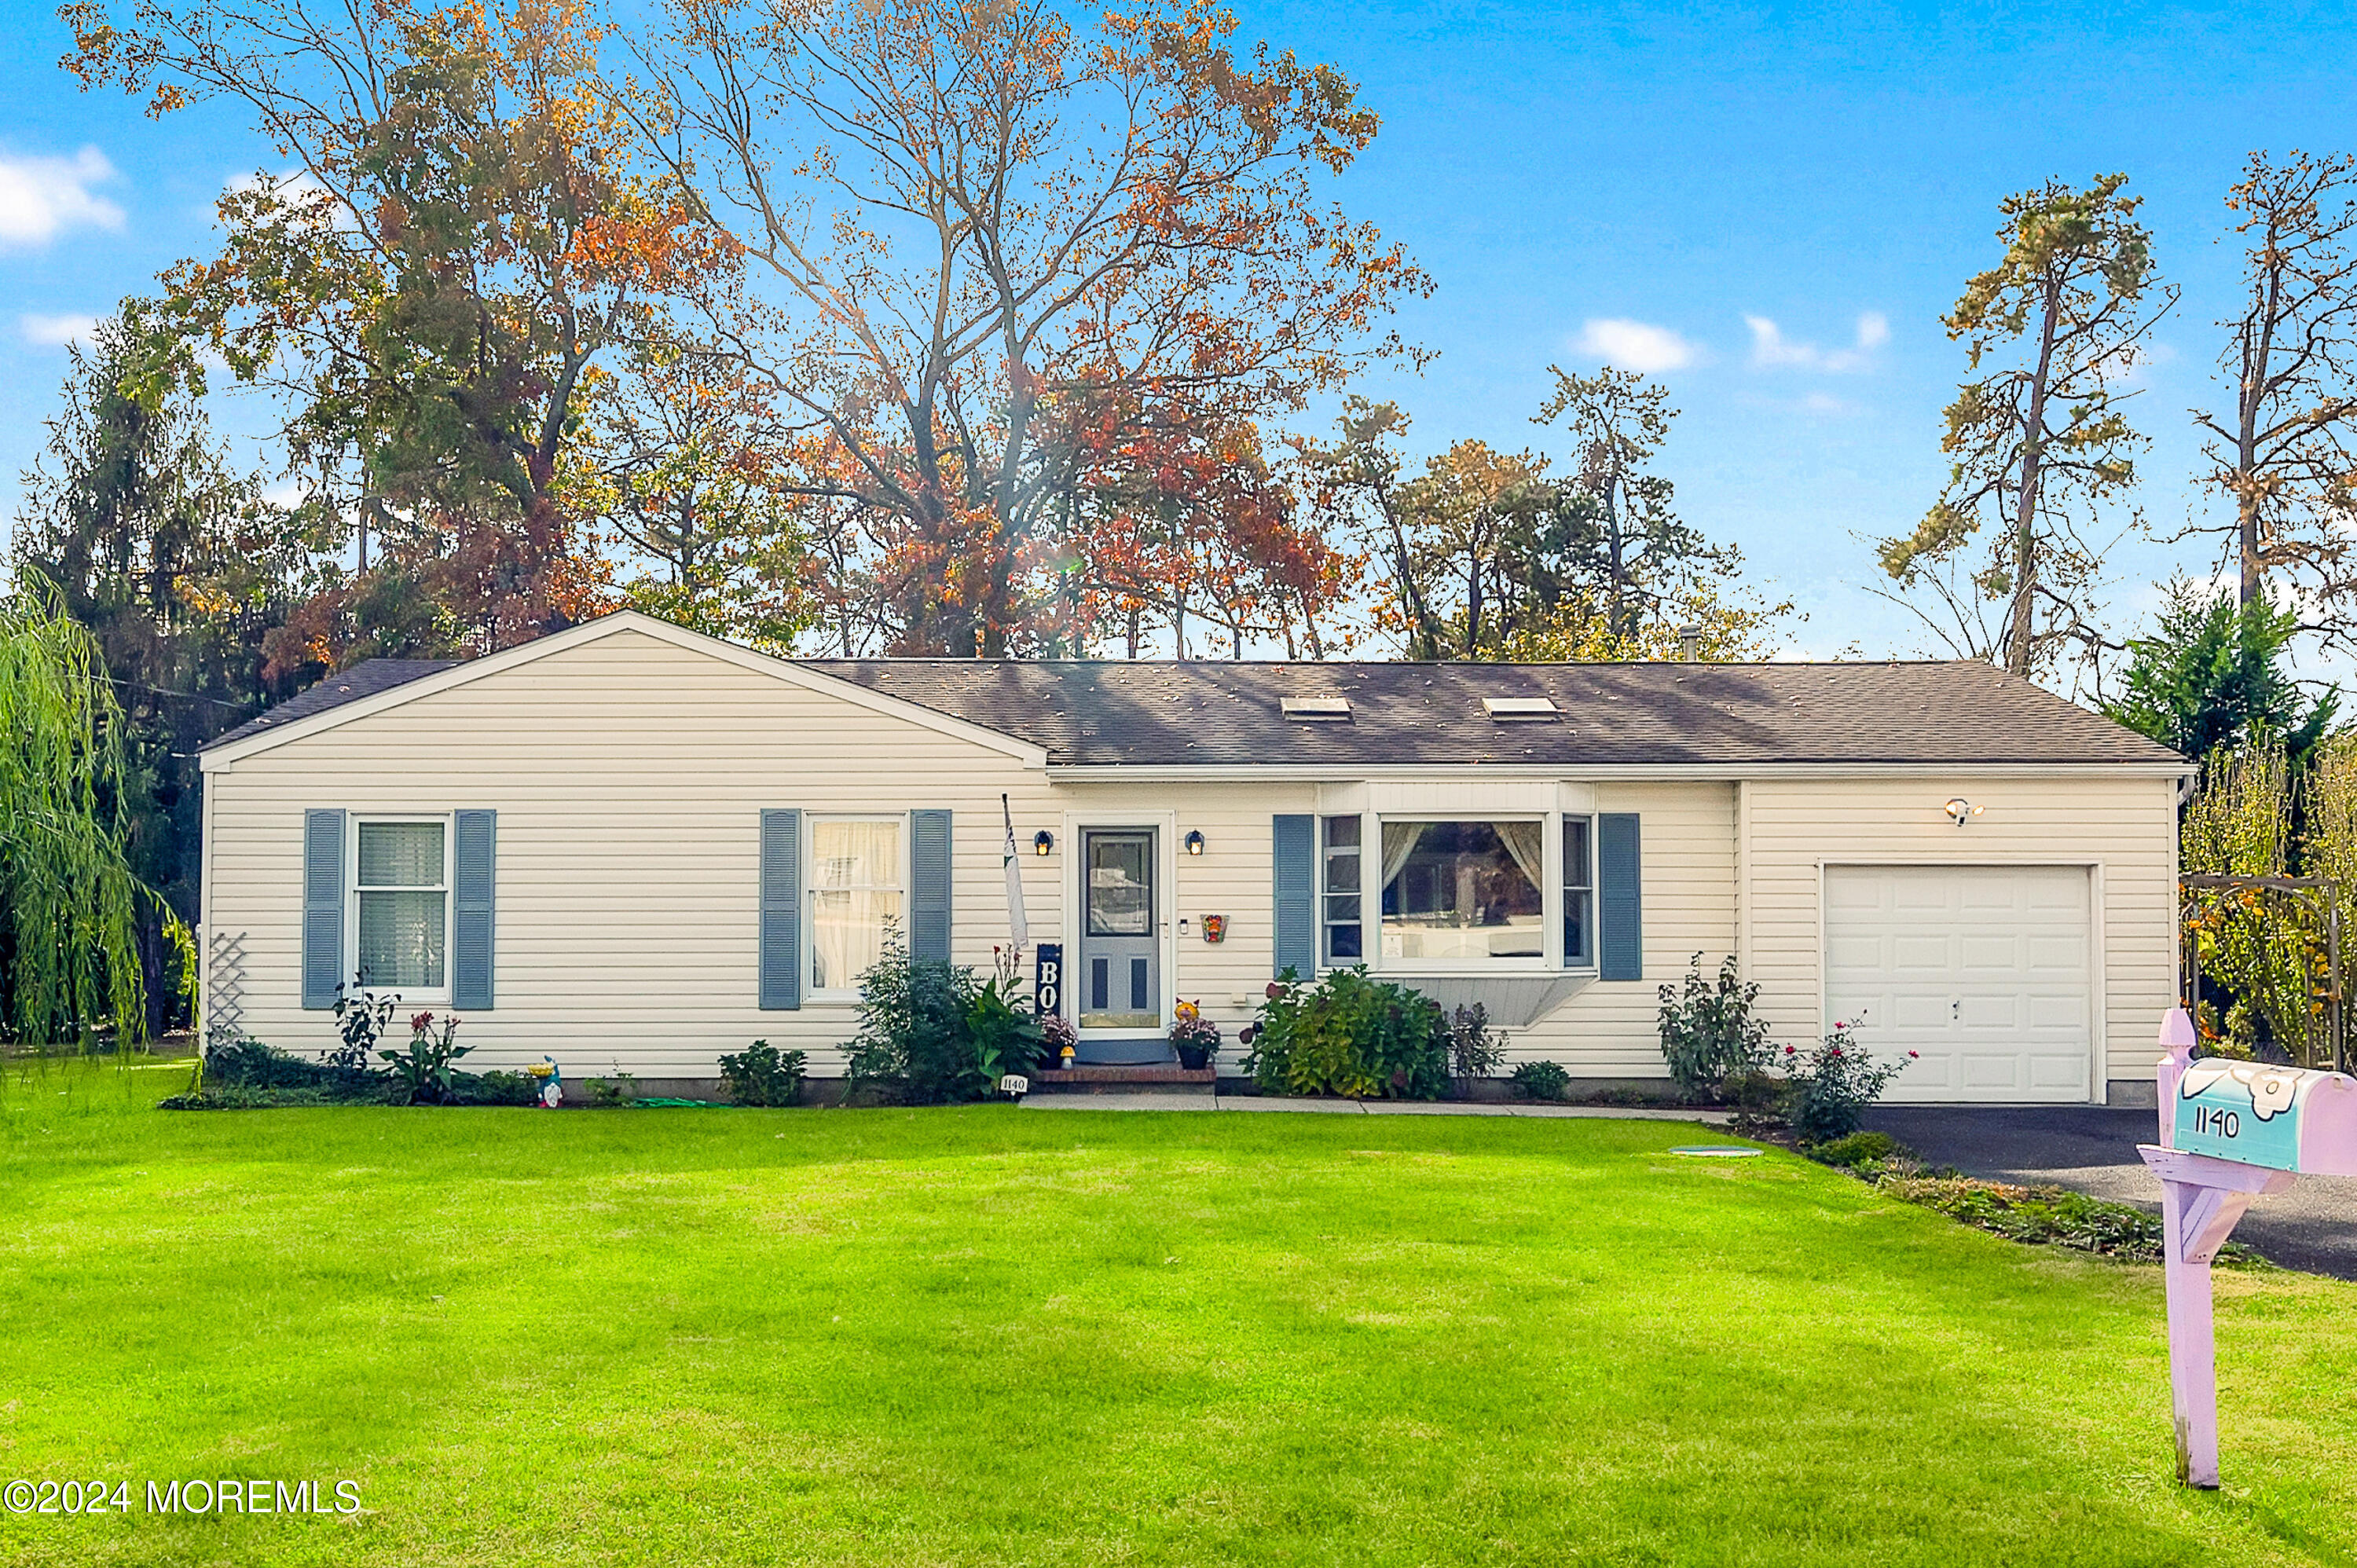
[1034,830,1055,855]
[1943,798,1984,828]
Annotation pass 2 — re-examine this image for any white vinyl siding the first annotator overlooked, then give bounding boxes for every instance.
[200,624,2179,1100]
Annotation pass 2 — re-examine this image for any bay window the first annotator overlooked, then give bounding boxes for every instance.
[1378,820,1545,963]
[809,817,904,994]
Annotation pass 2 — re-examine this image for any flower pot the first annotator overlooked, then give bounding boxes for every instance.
[1175,1045,1211,1072]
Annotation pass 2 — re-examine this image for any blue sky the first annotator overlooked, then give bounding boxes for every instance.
[2,0,2354,666]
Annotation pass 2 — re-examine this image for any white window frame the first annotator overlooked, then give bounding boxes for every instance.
[346,815,453,1005]
[1368,812,1556,976]
[805,813,910,1003]
[1561,812,1598,973]
[1320,815,1365,968]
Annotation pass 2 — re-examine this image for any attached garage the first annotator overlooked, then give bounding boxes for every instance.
[1823,864,2096,1104]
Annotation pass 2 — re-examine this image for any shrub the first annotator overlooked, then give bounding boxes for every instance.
[328,981,399,1071]
[1658,953,1774,1101]
[843,933,1042,1105]
[584,1072,640,1108]
[1879,1176,2264,1267]
[1809,1130,1906,1170]
[462,1070,542,1107]
[1238,968,1449,1100]
[201,1035,378,1099]
[1780,1027,1912,1141]
[377,1011,471,1105]
[719,1039,808,1107]
[1446,1004,1504,1089]
[1510,1059,1571,1101]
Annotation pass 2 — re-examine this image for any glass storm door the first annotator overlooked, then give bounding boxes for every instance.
[1079,830,1160,1031]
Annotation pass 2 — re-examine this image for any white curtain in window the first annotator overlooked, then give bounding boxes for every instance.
[811,820,903,990]
[1494,820,1545,896]
[1380,822,1422,896]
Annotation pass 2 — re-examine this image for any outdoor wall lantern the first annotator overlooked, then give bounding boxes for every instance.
[1184,830,1206,856]
[1943,797,1985,828]
[1033,830,1055,855]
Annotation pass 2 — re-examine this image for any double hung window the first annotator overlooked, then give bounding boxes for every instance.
[1321,816,1362,963]
[809,818,904,995]
[1562,815,1595,968]
[354,819,449,993]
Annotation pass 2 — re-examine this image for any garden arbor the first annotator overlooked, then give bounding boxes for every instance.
[2180,873,2348,1072]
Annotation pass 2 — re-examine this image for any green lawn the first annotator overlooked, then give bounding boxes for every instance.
[4,1062,2356,1566]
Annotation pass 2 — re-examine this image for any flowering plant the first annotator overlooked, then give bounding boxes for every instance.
[1780,1024,1913,1141]
[1171,999,1222,1068]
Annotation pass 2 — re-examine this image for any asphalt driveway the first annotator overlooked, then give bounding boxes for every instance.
[1863,1105,2357,1280]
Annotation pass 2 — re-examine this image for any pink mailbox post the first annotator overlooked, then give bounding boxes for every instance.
[2143,1006,2357,1486]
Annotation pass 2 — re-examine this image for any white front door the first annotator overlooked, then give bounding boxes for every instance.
[1823,865,2095,1104]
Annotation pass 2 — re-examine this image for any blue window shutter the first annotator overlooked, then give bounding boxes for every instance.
[909,809,954,964]
[1598,812,1644,982]
[451,810,497,1010]
[1272,814,1314,979]
[760,809,803,1009]
[302,808,346,1009]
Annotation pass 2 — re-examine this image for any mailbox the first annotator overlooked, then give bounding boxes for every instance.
[2167,1056,2357,1177]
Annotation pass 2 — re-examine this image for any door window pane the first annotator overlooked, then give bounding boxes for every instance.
[1379,821,1545,962]
[810,819,903,991]
[1087,836,1153,935]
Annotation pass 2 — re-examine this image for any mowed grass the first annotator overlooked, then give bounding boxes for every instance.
[4,1063,2357,1566]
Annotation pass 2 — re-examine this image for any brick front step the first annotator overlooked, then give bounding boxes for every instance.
[1028,1064,1215,1092]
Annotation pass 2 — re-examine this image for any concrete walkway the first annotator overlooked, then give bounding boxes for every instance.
[1864,1105,2357,1280]
[1020,1092,1730,1123]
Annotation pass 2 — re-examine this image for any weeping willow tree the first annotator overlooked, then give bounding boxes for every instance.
[0,577,183,1048]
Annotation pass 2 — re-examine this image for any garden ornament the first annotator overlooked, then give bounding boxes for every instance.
[529,1056,563,1108]
[2143,1006,2357,1486]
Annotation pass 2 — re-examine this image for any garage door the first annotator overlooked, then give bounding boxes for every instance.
[1824,865,2093,1104]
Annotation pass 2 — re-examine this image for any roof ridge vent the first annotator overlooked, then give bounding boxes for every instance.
[1281,694,1354,721]
[1482,695,1561,722]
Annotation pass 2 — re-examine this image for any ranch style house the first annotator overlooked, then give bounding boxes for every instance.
[195,610,2190,1105]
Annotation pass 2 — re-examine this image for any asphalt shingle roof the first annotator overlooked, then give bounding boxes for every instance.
[205,658,460,749]
[203,643,2183,769]
[805,658,2184,768]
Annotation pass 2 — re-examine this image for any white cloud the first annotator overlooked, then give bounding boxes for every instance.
[224,167,354,232]
[1572,318,1698,373]
[1745,310,1888,373]
[0,148,125,249]
[20,312,97,349]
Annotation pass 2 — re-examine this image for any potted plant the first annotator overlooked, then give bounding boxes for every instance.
[1171,999,1222,1071]
[1040,1010,1078,1068]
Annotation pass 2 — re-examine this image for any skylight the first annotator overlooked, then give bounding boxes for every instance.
[1482,695,1561,721]
[1281,694,1354,721]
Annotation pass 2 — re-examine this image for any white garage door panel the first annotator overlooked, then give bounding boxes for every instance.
[1824,865,2094,1104]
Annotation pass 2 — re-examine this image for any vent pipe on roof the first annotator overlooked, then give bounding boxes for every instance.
[1677,624,1703,661]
